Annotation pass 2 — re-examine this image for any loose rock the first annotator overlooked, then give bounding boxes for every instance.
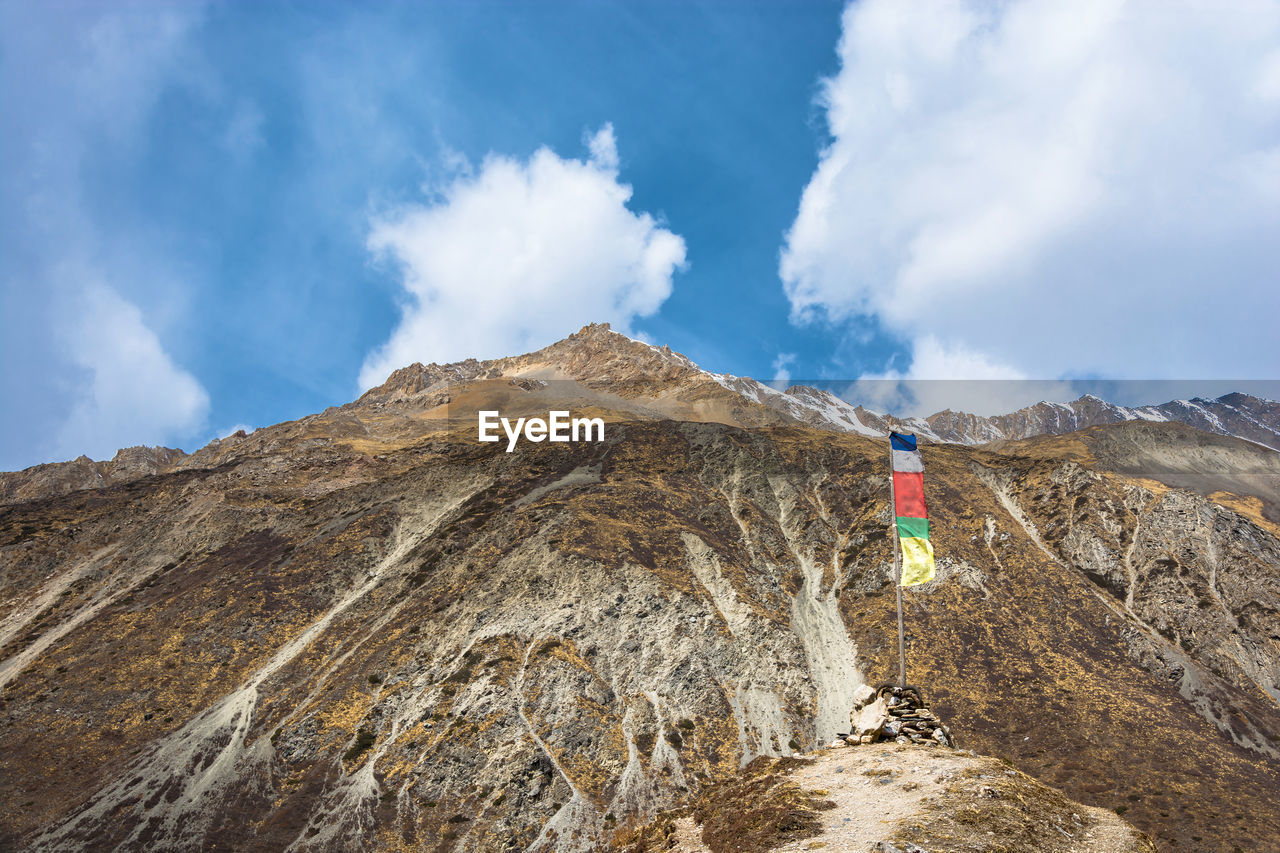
[852,683,879,709]
[850,695,889,738]
[845,685,956,749]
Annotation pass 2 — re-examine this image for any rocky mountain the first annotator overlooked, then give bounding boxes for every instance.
[347,323,1280,450]
[781,388,1280,451]
[920,391,1280,450]
[5,325,1276,509]
[0,447,188,508]
[2,324,1279,851]
[988,421,1280,526]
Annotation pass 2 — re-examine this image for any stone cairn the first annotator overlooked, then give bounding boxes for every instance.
[835,684,954,748]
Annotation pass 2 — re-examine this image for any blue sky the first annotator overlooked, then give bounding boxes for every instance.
[3,0,1279,469]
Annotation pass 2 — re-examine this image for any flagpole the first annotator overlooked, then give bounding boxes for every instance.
[890,438,907,689]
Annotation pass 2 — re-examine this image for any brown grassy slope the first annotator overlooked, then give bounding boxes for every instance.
[990,420,1280,526]
[0,421,1277,852]
[836,440,1280,853]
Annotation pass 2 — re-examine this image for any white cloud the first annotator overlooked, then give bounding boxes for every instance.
[846,336,1076,416]
[359,125,687,389]
[53,282,209,460]
[769,352,796,389]
[586,123,620,171]
[883,336,1025,382]
[782,0,1280,380]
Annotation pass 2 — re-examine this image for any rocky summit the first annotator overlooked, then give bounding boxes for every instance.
[1,325,1278,852]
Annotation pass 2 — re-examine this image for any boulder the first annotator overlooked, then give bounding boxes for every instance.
[851,695,889,738]
[851,683,879,710]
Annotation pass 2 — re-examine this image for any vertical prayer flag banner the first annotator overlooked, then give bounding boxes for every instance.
[891,432,935,586]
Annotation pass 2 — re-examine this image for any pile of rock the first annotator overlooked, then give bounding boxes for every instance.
[838,684,954,748]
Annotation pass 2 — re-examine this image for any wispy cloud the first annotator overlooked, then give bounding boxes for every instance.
[53,280,210,461]
[1,2,213,467]
[359,125,687,389]
[769,352,796,389]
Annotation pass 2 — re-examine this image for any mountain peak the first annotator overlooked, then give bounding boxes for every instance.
[348,327,1280,451]
[567,320,613,337]
[11,325,1279,493]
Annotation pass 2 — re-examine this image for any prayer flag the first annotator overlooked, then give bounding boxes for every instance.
[891,432,935,586]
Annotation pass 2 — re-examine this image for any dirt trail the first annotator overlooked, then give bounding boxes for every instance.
[663,743,1152,853]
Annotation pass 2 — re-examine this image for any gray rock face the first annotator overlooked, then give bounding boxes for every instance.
[0,446,188,506]
[1029,467,1280,757]
[928,392,1280,449]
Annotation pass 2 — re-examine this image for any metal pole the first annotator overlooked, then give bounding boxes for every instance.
[890,439,907,688]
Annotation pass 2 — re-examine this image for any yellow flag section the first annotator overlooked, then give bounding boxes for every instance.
[891,432,935,586]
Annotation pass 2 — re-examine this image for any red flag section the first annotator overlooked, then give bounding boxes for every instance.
[893,471,927,518]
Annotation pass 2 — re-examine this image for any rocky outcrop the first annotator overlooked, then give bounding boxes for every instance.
[844,686,953,748]
[0,446,187,506]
